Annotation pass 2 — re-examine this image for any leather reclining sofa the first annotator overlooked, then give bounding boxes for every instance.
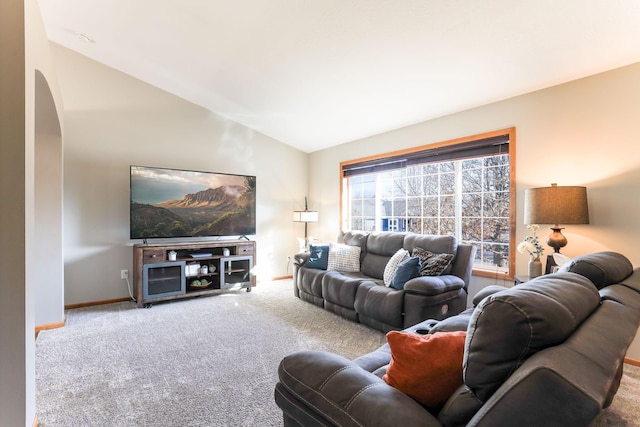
[293,231,476,332]
[276,251,640,426]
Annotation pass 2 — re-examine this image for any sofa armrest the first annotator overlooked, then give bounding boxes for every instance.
[449,244,476,290]
[471,285,507,306]
[463,347,607,427]
[276,350,440,427]
[404,275,465,296]
[294,252,310,266]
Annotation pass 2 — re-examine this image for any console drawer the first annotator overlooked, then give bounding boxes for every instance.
[143,249,165,263]
[237,245,254,255]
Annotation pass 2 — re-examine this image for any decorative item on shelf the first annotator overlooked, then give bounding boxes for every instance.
[189,279,211,289]
[524,183,589,273]
[293,196,318,252]
[528,258,543,278]
[517,224,545,278]
[168,250,177,261]
[185,263,201,277]
[200,265,208,275]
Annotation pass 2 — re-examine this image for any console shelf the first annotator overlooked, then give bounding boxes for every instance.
[133,240,255,308]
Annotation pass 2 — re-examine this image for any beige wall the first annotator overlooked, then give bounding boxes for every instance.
[1,0,63,424]
[309,62,640,359]
[52,45,309,305]
[34,70,64,327]
[0,0,29,423]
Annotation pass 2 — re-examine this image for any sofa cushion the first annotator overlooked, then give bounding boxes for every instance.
[463,272,600,403]
[412,247,454,276]
[322,272,362,320]
[297,267,326,307]
[327,243,361,272]
[383,248,409,286]
[354,281,405,331]
[383,331,467,411]
[390,256,421,290]
[306,244,329,270]
[558,251,633,289]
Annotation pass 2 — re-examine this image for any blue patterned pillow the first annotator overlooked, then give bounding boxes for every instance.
[391,256,421,290]
[306,244,329,270]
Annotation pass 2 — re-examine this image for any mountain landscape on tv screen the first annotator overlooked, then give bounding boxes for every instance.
[131,177,256,239]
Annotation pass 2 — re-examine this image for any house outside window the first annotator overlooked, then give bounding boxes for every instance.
[341,129,515,276]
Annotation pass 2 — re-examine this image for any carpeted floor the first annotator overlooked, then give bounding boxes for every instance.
[36,279,639,426]
[36,280,386,426]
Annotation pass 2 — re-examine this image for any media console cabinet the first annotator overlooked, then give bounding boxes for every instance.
[133,240,256,308]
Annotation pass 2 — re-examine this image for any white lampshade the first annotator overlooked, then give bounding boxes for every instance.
[293,210,318,223]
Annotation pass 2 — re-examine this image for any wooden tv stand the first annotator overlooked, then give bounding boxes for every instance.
[133,240,256,308]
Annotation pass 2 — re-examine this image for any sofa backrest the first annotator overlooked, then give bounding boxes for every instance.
[404,233,458,275]
[338,230,369,262]
[439,272,601,425]
[359,231,405,279]
[462,296,640,427]
[338,231,464,281]
[403,233,457,255]
[559,251,633,289]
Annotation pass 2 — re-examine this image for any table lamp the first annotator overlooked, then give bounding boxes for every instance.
[524,183,589,273]
[524,183,589,253]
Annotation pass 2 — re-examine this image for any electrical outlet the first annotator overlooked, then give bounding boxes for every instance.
[121,269,128,280]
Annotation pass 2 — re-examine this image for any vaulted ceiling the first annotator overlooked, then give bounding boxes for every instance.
[38,0,640,153]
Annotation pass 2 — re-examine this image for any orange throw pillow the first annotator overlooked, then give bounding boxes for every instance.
[383,331,467,411]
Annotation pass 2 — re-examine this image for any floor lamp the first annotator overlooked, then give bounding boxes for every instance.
[293,197,318,252]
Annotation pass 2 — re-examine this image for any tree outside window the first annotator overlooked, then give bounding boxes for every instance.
[341,130,514,276]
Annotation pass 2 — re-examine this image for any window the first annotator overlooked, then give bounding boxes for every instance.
[341,129,515,277]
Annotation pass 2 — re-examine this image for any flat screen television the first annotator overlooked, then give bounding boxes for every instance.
[130,166,256,240]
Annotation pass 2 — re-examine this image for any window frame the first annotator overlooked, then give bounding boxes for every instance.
[339,127,516,279]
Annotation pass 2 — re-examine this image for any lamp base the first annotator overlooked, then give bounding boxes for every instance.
[546,225,567,253]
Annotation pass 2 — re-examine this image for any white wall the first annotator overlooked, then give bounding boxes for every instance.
[309,62,640,359]
[51,45,308,305]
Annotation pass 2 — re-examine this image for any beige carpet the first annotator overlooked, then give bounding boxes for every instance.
[594,362,640,426]
[36,279,639,426]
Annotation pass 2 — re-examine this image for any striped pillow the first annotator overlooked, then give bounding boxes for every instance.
[327,243,361,272]
[384,248,409,286]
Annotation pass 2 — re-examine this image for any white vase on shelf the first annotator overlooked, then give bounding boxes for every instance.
[528,257,543,278]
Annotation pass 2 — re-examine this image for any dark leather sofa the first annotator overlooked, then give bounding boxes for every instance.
[292,231,476,332]
[276,252,640,426]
